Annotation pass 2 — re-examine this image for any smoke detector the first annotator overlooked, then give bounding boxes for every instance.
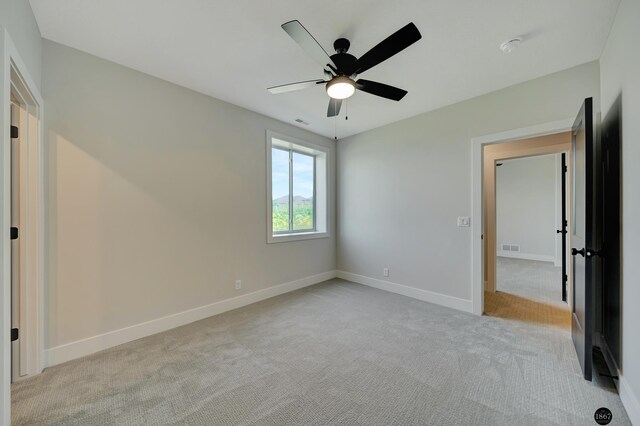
[500,37,522,53]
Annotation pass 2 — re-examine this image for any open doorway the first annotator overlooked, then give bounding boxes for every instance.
[7,65,44,384]
[10,93,24,382]
[2,34,46,421]
[2,45,45,400]
[496,154,562,302]
[487,153,569,328]
[481,132,572,328]
[472,101,619,385]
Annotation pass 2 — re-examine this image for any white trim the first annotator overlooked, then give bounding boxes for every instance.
[268,231,330,244]
[337,271,473,314]
[45,270,338,367]
[470,118,575,316]
[620,376,640,426]
[600,338,640,426]
[496,251,555,262]
[0,28,9,426]
[9,57,44,382]
[472,119,576,146]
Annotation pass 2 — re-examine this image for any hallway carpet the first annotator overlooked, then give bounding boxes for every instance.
[486,258,570,330]
[496,257,565,307]
[12,279,630,425]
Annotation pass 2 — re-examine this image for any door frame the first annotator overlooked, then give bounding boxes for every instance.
[1,28,45,424]
[470,118,575,315]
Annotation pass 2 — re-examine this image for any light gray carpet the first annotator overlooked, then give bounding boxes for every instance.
[12,279,630,425]
[497,257,565,306]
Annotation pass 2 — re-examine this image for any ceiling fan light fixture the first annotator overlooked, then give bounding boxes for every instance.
[326,76,356,100]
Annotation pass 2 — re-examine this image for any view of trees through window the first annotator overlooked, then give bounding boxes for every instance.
[272,148,314,233]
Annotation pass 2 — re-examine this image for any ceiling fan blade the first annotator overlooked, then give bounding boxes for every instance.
[356,79,407,101]
[282,20,335,69]
[346,23,421,76]
[327,98,342,117]
[268,79,325,94]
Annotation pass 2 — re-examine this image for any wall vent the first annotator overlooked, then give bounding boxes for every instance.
[294,118,309,125]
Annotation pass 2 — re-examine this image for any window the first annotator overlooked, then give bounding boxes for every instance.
[267,131,329,243]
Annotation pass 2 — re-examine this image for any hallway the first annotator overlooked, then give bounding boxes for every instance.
[485,257,570,329]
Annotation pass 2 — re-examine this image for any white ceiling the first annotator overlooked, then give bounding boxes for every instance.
[30,0,619,139]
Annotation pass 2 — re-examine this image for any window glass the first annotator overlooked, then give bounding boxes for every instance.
[292,152,314,231]
[271,148,290,233]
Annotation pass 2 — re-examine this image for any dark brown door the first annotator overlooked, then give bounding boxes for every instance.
[570,97,600,381]
[601,96,621,369]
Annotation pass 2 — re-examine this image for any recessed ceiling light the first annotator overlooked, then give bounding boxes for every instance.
[500,37,522,54]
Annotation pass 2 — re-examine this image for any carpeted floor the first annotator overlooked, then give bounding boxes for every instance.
[12,279,630,425]
[496,257,565,306]
[484,290,571,330]
[486,258,570,329]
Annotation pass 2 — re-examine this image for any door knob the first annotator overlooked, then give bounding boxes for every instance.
[586,249,603,258]
[556,229,567,234]
[572,248,586,257]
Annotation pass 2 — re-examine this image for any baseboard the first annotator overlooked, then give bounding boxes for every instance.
[497,251,555,263]
[600,337,620,380]
[45,270,338,367]
[620,375,640,426]
[600,338,640,426]
[337,271,473,314]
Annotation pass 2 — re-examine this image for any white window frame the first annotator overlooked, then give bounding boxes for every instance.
[266,130,329,243]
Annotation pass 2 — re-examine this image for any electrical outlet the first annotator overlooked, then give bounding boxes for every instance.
[383,268,389,277]
[234,280,242,290]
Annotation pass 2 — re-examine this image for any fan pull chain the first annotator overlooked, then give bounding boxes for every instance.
[334,114,337,140]
[345,100,348,121]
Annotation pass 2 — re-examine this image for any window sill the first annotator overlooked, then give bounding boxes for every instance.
[267,231,329,244]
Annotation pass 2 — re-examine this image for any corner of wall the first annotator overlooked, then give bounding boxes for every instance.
[45,270,338,366]
[336,271,473,314]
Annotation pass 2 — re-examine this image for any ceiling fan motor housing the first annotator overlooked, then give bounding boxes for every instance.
[333,38,350,53]
[329,38,358,76]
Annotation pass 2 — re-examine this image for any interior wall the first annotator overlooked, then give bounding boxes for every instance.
[0,0,42,88]
[599,0,640,421]
[496,155,557,261]
[42,40,336,351]
[337,61,599,303]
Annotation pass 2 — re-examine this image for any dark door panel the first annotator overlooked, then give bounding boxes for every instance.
[571,97,598,381]
[601,95,621,369]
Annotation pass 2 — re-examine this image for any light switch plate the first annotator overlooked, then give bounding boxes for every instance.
[457,217,470,227]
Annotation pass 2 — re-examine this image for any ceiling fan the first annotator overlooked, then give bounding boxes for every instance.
[268,20,422,117]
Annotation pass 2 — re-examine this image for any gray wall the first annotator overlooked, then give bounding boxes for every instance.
[0,0,41,88]
[496,155,557,260]
[600,0,640,420]
[43,40,336,349]
[337,61,599,301]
